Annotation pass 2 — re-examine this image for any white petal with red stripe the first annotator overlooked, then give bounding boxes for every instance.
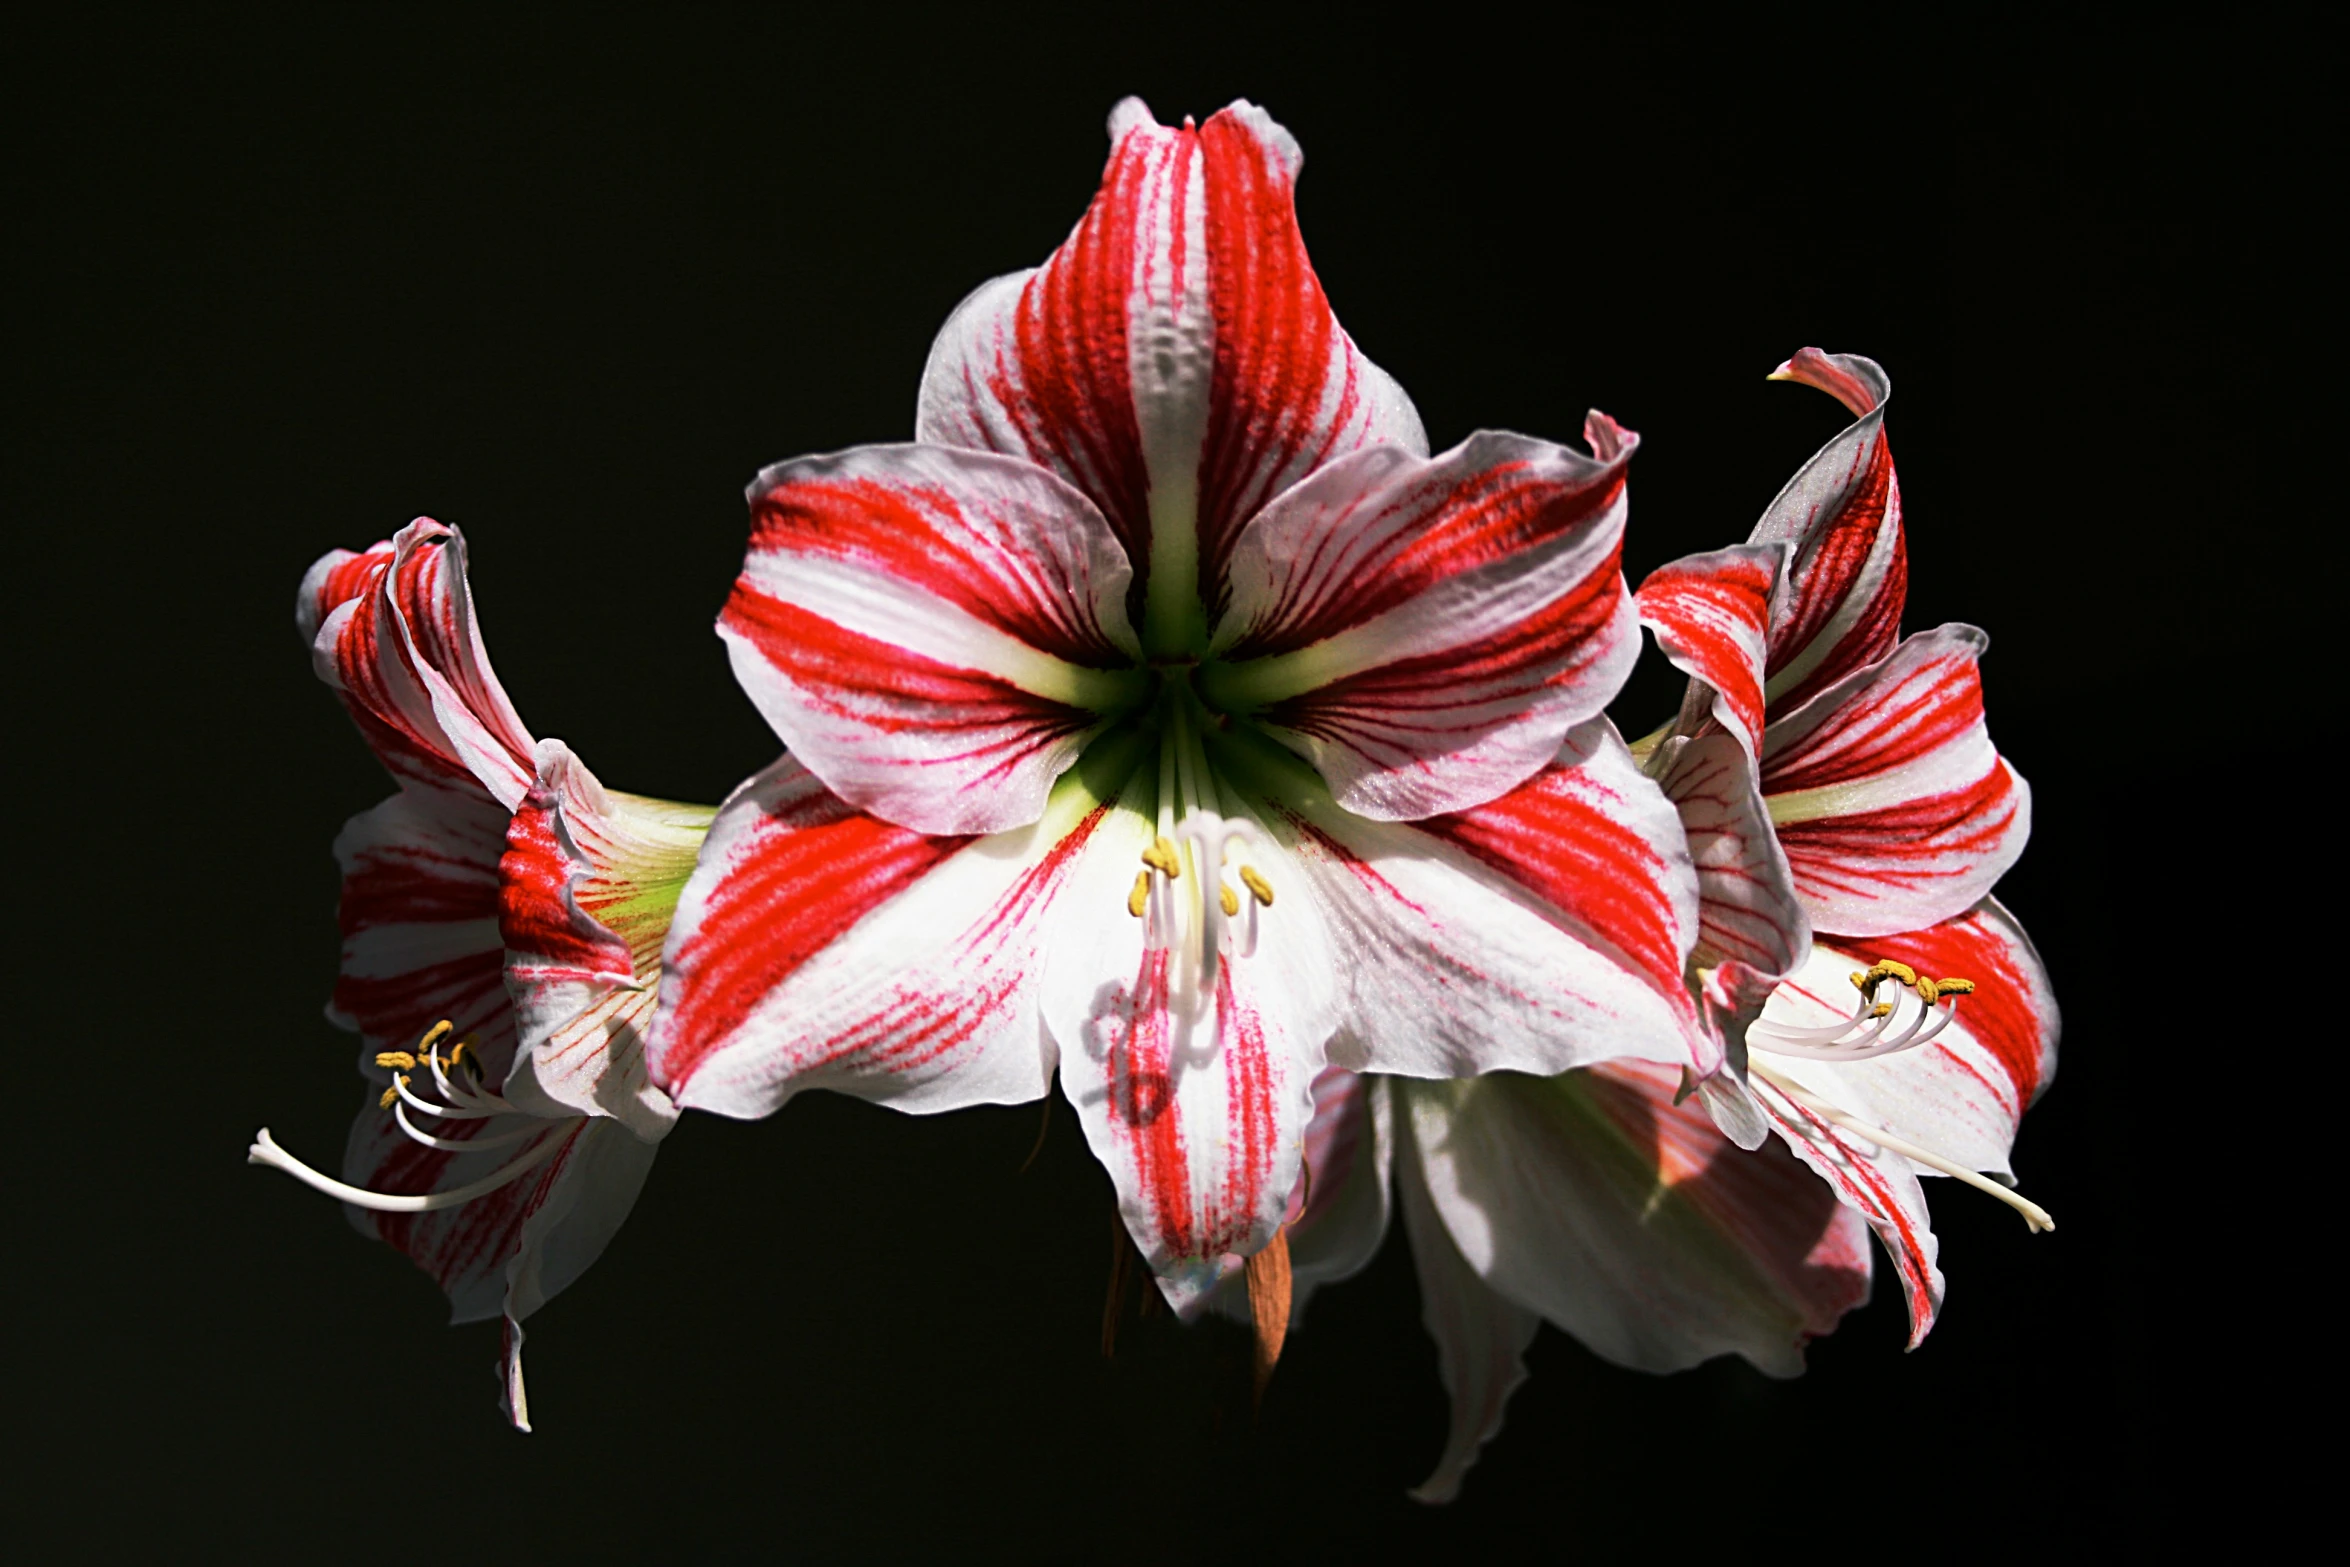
[1658,730,1810,980]
[1635,541,1785,760]
[305,520,538,809]
[648,751,1126,1118]
[1752,901,2057,1181]
[915,98,1424,628]
[1399,1061,1871,1378]
[1264,719,1715,1080]
[723,444,1146,836]
[1204,424,1640,820]
[1762,624,2029,938]
[1042,785,1337,1313]
[498,740,709,1141]
[1751,349,1907,719]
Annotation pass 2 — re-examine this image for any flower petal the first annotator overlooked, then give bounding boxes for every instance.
[330,787,517,1075]
[646,745,1134,1118]
[1635,541,1786,760]
[1243,719,1713,1079]
[1284,1066,1396,1317]
[1042,788,1338,1312]
[498,740,709,1140]
[1751,349,1907,719]
[1658,730,1811,980]
[915,98,1425,625]
[722,444,1146,835]
[304,520,538,809]
[1762,625,2029,937]
[1203,423,1640,819]
[1395,1124,1539,1506]
[1752,900,2058,1180]
[1401,1057,1873,1392]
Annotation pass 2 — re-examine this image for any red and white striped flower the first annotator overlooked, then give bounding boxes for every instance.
[250,519,713,1428]
[646,98,1710,1311]
[1289,352,2059,1501]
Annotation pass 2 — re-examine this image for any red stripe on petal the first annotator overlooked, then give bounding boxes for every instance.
[1766,431,1906,717]
[1778,765,2022,910]
[498,794,634,983]
[1762,638,1984,797]
[1420,758,1692,1002]
[1637,549,1776,748]
[653,799,974,1091]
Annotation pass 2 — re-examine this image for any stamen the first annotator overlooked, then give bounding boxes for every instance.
[1219,882,1240,918]
[1754,1067,2054,1233]
[1239,865,1274,907]
[375,1050,417,1070]
[417,1020,455,1055]
[1751,962,1978,1063]
[1141,837,1182,878]
[1127,870,1151,918]
[379,1084,400,1110]
[247,1123,566,1213]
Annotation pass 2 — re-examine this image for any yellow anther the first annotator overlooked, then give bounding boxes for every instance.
[1870,1002,1894,1018]
[1238,865,1274,907]
[1913,977,1941,1004]
[447,1036,481,1073]
[379,1085,399,1110]
[375,1051,417,1070]
[1220,883,1241,918]
[1865,960,1918,987]
[1140,837,1182,878]
[1128,871,1151,918]
[1850,970,1870,992]
[417,1020,455,1054]
[1936,976,1976,997]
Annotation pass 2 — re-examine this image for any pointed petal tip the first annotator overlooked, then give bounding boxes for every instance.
[1108,96,1156,140]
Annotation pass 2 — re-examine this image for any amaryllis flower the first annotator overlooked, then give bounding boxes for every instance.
[1287,353,2059,1501]
[248,520,711,1427]
[646,98,1716,1323]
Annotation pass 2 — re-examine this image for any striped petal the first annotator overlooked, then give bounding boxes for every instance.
[723,444,1147,835]
[498,740,711,1141]
[302,519,537,810]
[1203,424,1640,820]
[1042,784,1339,1312]
[916,97,1425,638]
[1398,1060,1872,1379]
[1658,729,1811,981]
[1256,719,1716,1080]
[1395,1124,1539,1506]
[329,786,516,1076]
[1752,900,2058,1182]
[646,746,1133,1119]
[1762,625,2029,937]
[1635,541,1786,761]
[1750,349,1907,720]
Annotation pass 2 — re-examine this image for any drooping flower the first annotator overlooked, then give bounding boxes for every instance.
[646,98,1715,1319]
[249,519,712,1427]
[1292,352,2058,1500]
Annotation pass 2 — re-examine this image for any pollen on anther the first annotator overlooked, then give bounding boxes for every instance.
[1141,837,1182,878]
[375,1050,417,1070]
[1239,865,1274,907]
[418,1020,455,1054]
[1219,882,1241,917]
[1128,871,1151,918]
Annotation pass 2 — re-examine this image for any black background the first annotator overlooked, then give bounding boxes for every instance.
[12,9,2252,1561]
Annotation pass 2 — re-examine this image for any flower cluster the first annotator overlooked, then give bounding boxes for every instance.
[252,98,2054,1484]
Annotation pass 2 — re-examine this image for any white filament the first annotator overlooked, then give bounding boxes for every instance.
[247,1123,565,1213]
[1748,982,1961,1063]
[1755,1067,2054,1233]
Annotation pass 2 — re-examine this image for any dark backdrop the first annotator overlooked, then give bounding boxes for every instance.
[12,9,2246,1561]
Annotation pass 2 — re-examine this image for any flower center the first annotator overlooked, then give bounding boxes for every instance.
[247,1020,568,1212]
[1123,680,1277,1031]
[1745,960,1975,1063]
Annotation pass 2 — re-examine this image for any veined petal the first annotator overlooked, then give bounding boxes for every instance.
[1762,625,2029,937]
[1203,423,1640,819]
[330,787,516,1075]
[647,744,1138,1118]
[1635,541,1786,760]
[498,740,711,1141]
[1284,1065,1396,1318]
[1659,730,1811,980]
[304,520,538,809]
[1043,786,1338,1312]
[1749,1072,1945,1348]
[1751,349,1907,719]
[1753,900,2057,1180]
[1399,1061,1871,1378]
[915,98,1425,639]
[1243,720,1716,1080]
[1395,1125,1539,1507]
[723,444,1146,835]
